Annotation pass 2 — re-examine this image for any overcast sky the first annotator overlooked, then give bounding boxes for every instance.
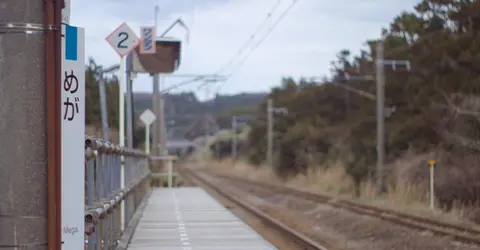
[70,0,419,100]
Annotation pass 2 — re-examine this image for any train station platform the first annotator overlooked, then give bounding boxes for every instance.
[127,187,278,250]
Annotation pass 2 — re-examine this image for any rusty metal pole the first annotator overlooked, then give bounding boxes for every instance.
[0,0,61,249]
[46,1,63,249]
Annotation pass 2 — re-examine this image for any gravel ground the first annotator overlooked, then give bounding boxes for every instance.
[200,164,480,230]
[209,174,480,250]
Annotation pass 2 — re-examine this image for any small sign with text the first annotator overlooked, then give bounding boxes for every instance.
[140,26,156,54]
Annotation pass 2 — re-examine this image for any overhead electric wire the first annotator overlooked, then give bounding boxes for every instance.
[213,0,301,93]
[160,76,206,94]
[164,1,284,95]
[216,0,284,74]
[197,0,300,92]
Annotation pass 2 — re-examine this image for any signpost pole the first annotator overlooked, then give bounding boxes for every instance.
[428,160,436,209]
[140,109,157,156]
[106,21,140,233]
[430,165,434,209]
[119,56,126,231]
[145,124,151,154]
[119,57,125,146]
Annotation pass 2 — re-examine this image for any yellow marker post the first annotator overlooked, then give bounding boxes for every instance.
[428,160,436,209]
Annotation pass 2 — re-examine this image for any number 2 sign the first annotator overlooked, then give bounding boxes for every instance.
[106,22,140,58]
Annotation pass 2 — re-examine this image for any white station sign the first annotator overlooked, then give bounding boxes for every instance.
[61,24,85,250]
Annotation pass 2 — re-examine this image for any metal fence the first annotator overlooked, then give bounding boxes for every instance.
[84,136,150,250]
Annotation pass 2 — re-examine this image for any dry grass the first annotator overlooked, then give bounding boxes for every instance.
[286,163,354,195]
[197,156,479,227]
[204,158,280,184]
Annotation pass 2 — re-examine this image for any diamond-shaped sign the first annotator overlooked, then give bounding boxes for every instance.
[106,22,140,58]
[140,109,156,126]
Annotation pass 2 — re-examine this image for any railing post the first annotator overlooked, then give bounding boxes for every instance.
[95,150,103,250]
[86,150,96,250]
[120,156,125,232]
[168,160,173,188]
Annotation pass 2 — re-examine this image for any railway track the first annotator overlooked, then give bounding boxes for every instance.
[179,167,331,250]
[201,170,480,247]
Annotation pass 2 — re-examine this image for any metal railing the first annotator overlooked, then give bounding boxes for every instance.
[84,136,150,250]
[150,155,178,188]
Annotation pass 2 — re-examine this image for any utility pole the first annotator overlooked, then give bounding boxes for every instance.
[152,73,159,154]
[375,38,410,195]
[232,116,237,162]
[204,81,211,152]
[90,63,120,142]
[213,93,219,160]
[376,40,385,195]
[159,89,167,156]
[152,5,161,156]
[1,0,62,249]
[152,7,191,157]
[200,77,224,161]
[265,99,287,167]
[126,56,134,149]
[98,70,109,141]
[267,98,273,167]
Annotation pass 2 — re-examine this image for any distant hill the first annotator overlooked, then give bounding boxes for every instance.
[132,91,267,139]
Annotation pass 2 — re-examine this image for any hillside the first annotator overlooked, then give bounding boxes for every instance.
[132,91,266,139]
[84,60,266,145]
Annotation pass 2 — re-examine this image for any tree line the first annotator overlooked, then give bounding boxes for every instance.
[224,0,480,205]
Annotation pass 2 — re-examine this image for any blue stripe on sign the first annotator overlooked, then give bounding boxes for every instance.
[65,25,78,61]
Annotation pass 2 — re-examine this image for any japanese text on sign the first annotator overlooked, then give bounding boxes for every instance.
[63,70,80,121]
[61,24,85,250]
[140,26,156,54]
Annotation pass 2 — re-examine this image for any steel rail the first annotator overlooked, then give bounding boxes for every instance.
[209,171,480,246]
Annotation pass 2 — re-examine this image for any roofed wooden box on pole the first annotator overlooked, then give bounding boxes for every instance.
[129,38,182,74]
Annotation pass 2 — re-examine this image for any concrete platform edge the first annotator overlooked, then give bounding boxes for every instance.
[116,189,153,250]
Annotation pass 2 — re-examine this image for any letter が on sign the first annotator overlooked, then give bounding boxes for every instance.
[61,24,85,250]
[140,26,156,54]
